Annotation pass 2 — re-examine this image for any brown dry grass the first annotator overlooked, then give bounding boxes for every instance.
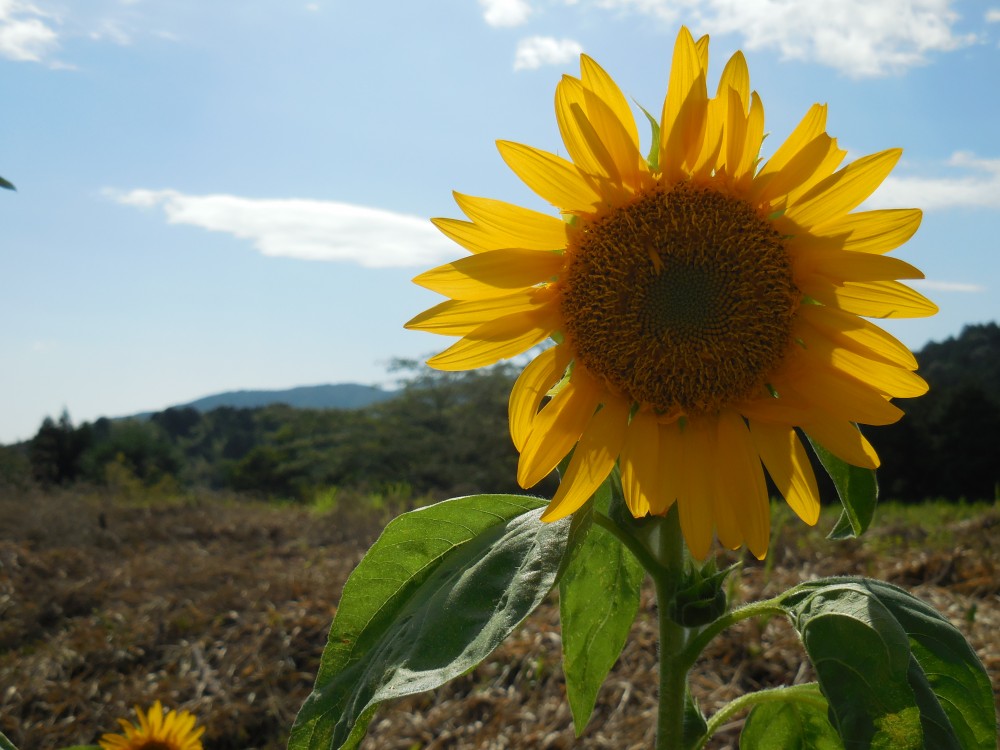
[0,488,997,750]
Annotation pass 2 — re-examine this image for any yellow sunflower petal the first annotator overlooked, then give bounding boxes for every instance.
[789,359,905,426]
[809,279,938,318]
[717,51,750,111]
[748,419,821,525]
[405,288,550,335]
[795,317,928,398]
[620,409,660,517]
[582,85,648,190]
[517,370,602,488]
[427,302,559,371]
[655,418,683,516]
[722,87,748,178]
[412,248,564,299]
[541,398,630,522]
[802,419,880,469]
[453,193,569,250]
[579,54,640,152]
[716,410,770,559]
[731,90,765,186]
[497,140,601,211]
[509,344,571,451]
[794,248,924,285]
[782,148,902,230]
[676,418,716,560]
[431,217,498,254]
[796,303,918,369]
[756,103,828,182]
[806,208,922,254]
[756,134,843,208]
[557,75,619,181]
[660,27,708,181]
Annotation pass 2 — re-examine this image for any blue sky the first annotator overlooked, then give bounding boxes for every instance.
[2,0,998,445]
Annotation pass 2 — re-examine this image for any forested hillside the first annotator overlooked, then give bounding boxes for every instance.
[3,323,997,503]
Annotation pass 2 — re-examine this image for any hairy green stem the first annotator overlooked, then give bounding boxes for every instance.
[680,597,787,669]
[693,683,827,749]
[649,508,690,750]
[592,512,663,574]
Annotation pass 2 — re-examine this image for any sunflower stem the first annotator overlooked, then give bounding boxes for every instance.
[649,506,692,750]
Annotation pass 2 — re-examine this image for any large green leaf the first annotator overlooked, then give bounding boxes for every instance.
[741,684,845,750]
[288,494,570,750]
[780,577,996,749]
[559,478,644,735]
[0,732,17,750]
[805,434,878,539]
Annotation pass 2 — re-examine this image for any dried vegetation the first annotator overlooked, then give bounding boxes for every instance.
[1,489,997,749]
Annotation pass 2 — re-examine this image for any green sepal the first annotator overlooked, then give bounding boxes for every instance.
[0,732,18,750]
[560,475,644,735]
[682,688,710,748]
[778,577,996,749]
[288,494,570,750]
[740,684,845,749]
[636,101,661,172]
[804,432,878,539]
[669,557,739,627]
[0,175,14,191]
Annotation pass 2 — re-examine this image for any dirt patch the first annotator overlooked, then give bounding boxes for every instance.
[1,490,997,749]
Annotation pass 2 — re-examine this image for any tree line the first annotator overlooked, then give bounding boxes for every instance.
[3,324,998,504]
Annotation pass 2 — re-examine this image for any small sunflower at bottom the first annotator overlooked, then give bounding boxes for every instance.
[99,700,205,750]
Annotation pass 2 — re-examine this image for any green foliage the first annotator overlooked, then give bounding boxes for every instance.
[872,322,1000,501]
[0,175,14,190]
[28,411,90,485]
[779,578,996,750]
[559,480,644,735]
[0,444,31,488]
[288,495,570,750]
[805,435,878,539]
[741,685,844,749]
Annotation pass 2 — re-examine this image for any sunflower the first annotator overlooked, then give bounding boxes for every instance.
[99,701,205,750]
[406,27,936,560]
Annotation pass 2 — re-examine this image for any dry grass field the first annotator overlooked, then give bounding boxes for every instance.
[1,488,997,749]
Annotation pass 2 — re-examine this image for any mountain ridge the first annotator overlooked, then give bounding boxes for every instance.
[136,382,397,418]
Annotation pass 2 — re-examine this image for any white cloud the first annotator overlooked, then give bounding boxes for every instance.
[89,18,130,45]
[0,0,58,62]
[109,189,458,269]
[866,152,1000,211]
[514,35,583,70]
[584,0,974,77]
[480,0,532,27]
[910,280,986,293]
[987,8,1000,22]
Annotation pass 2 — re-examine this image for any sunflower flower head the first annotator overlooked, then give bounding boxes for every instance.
[99,701,205,750]
[407,27,937,560]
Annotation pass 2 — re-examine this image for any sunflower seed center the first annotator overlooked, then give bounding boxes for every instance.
[558,182,798,415]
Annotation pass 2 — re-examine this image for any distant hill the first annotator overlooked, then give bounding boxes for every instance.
[149,383,398,416]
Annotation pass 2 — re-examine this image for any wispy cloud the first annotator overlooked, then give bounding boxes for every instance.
[514,35,583,70]
[987,8,1000,22]
[0,0,59,63]
[89,18,130,45]
[866,152,1000,211]
[480,0,532,27]
[910,280,986,293]
[583,0,973,77]
[109,189,457,269]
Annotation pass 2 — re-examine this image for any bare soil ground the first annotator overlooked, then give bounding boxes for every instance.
[1,489,997,750]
